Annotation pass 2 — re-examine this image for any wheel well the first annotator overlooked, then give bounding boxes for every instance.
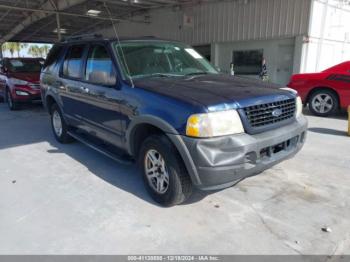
[130,124,165,158]
[306,87,340,107]
[46,95,57,114]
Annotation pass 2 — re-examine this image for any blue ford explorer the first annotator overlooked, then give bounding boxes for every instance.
[40,36,307,206]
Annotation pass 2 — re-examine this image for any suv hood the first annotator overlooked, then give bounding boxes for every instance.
[133,74,295,111]
[8,72,40,83]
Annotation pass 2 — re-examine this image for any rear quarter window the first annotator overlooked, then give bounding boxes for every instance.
[43,45,62,74]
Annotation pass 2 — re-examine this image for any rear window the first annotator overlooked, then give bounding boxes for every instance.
[63,45,86,78]
[43,45,62,73]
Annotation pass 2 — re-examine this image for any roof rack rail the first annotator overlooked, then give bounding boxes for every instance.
[61,33,103,42]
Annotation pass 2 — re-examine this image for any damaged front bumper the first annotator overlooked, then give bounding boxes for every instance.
[169,116,308,190]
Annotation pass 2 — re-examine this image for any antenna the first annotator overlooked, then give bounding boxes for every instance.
[103,2,134,88]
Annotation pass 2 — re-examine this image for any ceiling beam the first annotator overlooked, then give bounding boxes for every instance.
[0,0,88,43]
[0,2,149,43]
[0,3,135,22]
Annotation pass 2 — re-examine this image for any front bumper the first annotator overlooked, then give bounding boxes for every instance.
[169,116,308,190]
[12,86,41,102]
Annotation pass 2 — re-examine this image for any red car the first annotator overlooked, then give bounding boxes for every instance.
[0,58,44,110]
[288,61,350,116]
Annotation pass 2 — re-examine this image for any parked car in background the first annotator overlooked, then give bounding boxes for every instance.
[0,57,44,110]
[288,61,350,117]
[41,36,307,206]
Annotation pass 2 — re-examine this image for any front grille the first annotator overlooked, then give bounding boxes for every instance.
[243,98,296,128]
[29,84,40,89]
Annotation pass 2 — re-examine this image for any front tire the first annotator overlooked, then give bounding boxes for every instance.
[139,134,193,207]
[6,89,18,111]
[309,89,339,117]
[50,104,74,144]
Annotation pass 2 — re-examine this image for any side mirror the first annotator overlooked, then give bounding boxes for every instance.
[89,71,116,86]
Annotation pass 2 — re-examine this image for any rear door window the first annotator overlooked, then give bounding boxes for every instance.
[63,45,86,79]
[85,44,116,85]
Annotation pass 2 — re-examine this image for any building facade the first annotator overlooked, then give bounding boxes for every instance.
[102,0,350,85]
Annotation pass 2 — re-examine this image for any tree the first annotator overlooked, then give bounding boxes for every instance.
[14,43,21,57]
[2,42,20,57]
[20,43,29,56]
[28,45,40,57]
[40,45,51,58]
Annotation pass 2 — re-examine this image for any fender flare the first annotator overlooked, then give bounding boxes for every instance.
[126,115,201,185]
[44,89,64,112]
[44,92,72,125]
[126,115,179,155]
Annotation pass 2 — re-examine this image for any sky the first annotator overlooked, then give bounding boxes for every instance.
[2,43,52,58]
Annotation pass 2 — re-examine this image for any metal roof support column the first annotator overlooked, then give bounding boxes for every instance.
[56,13,61,41]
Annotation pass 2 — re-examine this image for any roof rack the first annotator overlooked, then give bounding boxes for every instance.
[61,33,104,42]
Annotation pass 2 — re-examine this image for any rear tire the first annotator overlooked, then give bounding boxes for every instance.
[308,89,339,117]
[6,89,19,111]
[139,134,193,207]
[50,103,74,144]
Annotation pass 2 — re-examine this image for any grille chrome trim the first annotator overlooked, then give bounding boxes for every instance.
[29,84,41,89]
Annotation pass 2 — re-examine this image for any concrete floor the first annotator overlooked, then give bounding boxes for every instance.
[0,103,349,255]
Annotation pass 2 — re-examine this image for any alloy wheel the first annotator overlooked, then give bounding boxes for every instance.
[144,149,170,194]
[311,93,334,114]
[52,110,63,137]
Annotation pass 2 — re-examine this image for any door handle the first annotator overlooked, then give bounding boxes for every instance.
[80,86,90,93]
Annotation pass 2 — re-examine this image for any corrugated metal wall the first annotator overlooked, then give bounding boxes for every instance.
[105,0,312,45]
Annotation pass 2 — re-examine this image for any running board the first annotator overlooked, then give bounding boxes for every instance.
[67,131,133,165]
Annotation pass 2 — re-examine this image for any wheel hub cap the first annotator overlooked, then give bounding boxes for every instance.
[144,149,169,194]
[52,111,63,137]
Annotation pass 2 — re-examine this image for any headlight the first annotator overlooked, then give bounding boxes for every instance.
[15,91,29,96]
[280,87,298,95]
[9,78,29,86]
[296,96,303,118]
[186,110,244,138]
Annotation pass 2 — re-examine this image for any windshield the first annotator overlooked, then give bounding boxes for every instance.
[7,59,43,73]
[113,41,218,79]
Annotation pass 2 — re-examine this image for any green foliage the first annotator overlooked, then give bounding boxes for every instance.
[2,42,51,58]
[2,42,20,57]
[28,44,51,58]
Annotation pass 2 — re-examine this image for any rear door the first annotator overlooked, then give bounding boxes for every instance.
[59,44,88,127]
[72,43,123,148]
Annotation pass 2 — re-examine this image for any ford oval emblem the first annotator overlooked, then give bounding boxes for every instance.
[272,108,283,117]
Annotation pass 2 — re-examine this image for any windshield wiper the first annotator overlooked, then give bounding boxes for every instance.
[136,73,182,79]
[185,72,209,76]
